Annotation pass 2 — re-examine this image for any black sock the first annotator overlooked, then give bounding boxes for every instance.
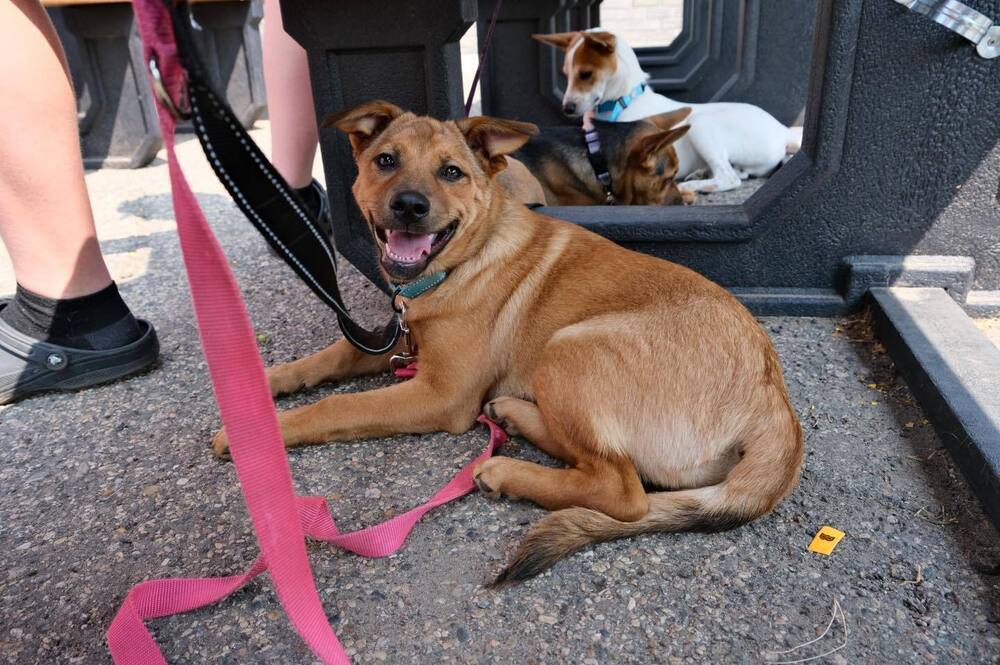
[295,182,321,219]
[1,282,142,351]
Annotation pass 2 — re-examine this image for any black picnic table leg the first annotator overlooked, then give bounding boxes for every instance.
[475,0,603,126]
[281,0,476,287]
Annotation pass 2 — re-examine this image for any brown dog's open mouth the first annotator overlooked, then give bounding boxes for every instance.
[372,220,458,278]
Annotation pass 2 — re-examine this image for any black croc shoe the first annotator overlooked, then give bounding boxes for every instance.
[0,304,159,405]
[308,179,333,239]
[267,179,333,257]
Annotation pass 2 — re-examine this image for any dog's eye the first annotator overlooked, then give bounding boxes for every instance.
[579,71,593,81]
[439,164,464,181]
[374,153,396,170]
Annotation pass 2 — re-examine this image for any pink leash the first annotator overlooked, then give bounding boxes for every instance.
[108,4,506,663]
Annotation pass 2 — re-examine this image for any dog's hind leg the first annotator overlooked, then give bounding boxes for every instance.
[676,127,742,193]
[677,163,742,193]
[474,344,649,521]
[485,396,575,463]
[266,338,401,397]
[473,455,648,522]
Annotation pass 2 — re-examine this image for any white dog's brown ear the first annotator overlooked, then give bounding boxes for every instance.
[583,31,616,54]
[321,100,405,156]
[456,117,539,175]
[531,32,579,51]
[646,107,693,130]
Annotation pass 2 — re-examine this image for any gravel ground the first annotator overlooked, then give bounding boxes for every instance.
[1,126,998,664]
[690,178,765,206]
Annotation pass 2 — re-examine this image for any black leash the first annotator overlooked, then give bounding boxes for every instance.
[164,0,501,354]
[583,127,616,205]
[168,2,398,354]
[465,0,504,116]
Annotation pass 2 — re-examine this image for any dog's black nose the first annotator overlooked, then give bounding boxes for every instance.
[390,190,430,223]
[563,102,577,115]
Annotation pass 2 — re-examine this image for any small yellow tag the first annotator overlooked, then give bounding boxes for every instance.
[808,526,845,555]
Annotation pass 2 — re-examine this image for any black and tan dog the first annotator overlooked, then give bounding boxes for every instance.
[212,101,802,584]
[514,110,693,206]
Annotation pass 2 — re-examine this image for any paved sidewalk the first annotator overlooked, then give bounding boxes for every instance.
[0,127,997,664]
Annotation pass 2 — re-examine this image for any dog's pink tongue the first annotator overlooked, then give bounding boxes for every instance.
[385,230,434,262]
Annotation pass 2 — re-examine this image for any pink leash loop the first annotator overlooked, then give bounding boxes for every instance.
[109,4,506,663]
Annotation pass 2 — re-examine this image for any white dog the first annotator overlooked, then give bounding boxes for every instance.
[534,29,802,194]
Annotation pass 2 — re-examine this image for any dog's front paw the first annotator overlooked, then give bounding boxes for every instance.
[473,457,517,500]
[266,364,305,397]
[211,428,232,460]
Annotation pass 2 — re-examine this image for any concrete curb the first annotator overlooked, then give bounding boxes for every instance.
[870,286,1000,529]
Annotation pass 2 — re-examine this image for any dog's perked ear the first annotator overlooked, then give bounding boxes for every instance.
[321,100,405,157]
[531,31,579,51]
[628,125,690,170]
[582,31,616,54]
[646,107,693,131]
[455,117,539,176]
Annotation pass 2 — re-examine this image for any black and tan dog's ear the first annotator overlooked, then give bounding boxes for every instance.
[531,31,579,51]
[321,100,405,156]
[629,125,690,169]
[456,116,539,175]
[646,107,693,131]
[582,31,616,54]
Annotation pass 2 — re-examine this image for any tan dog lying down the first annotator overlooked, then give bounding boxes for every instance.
[212,101,803,583]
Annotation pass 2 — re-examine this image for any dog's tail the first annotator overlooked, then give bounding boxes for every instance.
[491,416,802,587]
[785,126,803,153]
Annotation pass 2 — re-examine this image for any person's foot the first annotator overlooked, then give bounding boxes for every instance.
[0,282,158,404]
[267,180,334,258]
[294,180,333,239]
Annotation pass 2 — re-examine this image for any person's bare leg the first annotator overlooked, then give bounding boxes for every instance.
[263,0,317,189]
[0,0,155,407]
[0,0,111,299]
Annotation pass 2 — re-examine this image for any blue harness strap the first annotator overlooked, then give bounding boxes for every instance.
[594,82,648,122]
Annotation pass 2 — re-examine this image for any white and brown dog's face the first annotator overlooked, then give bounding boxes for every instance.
[533,31,618,117]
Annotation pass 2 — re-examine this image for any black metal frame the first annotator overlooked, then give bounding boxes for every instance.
[509,0,824,269]
[286,0,1000,308]
[477,0,815,127]
[632,0,816,125]
[497,0,819,262]
[48,0,266,169]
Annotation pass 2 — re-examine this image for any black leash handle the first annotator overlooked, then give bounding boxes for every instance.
[168,1,400,355]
